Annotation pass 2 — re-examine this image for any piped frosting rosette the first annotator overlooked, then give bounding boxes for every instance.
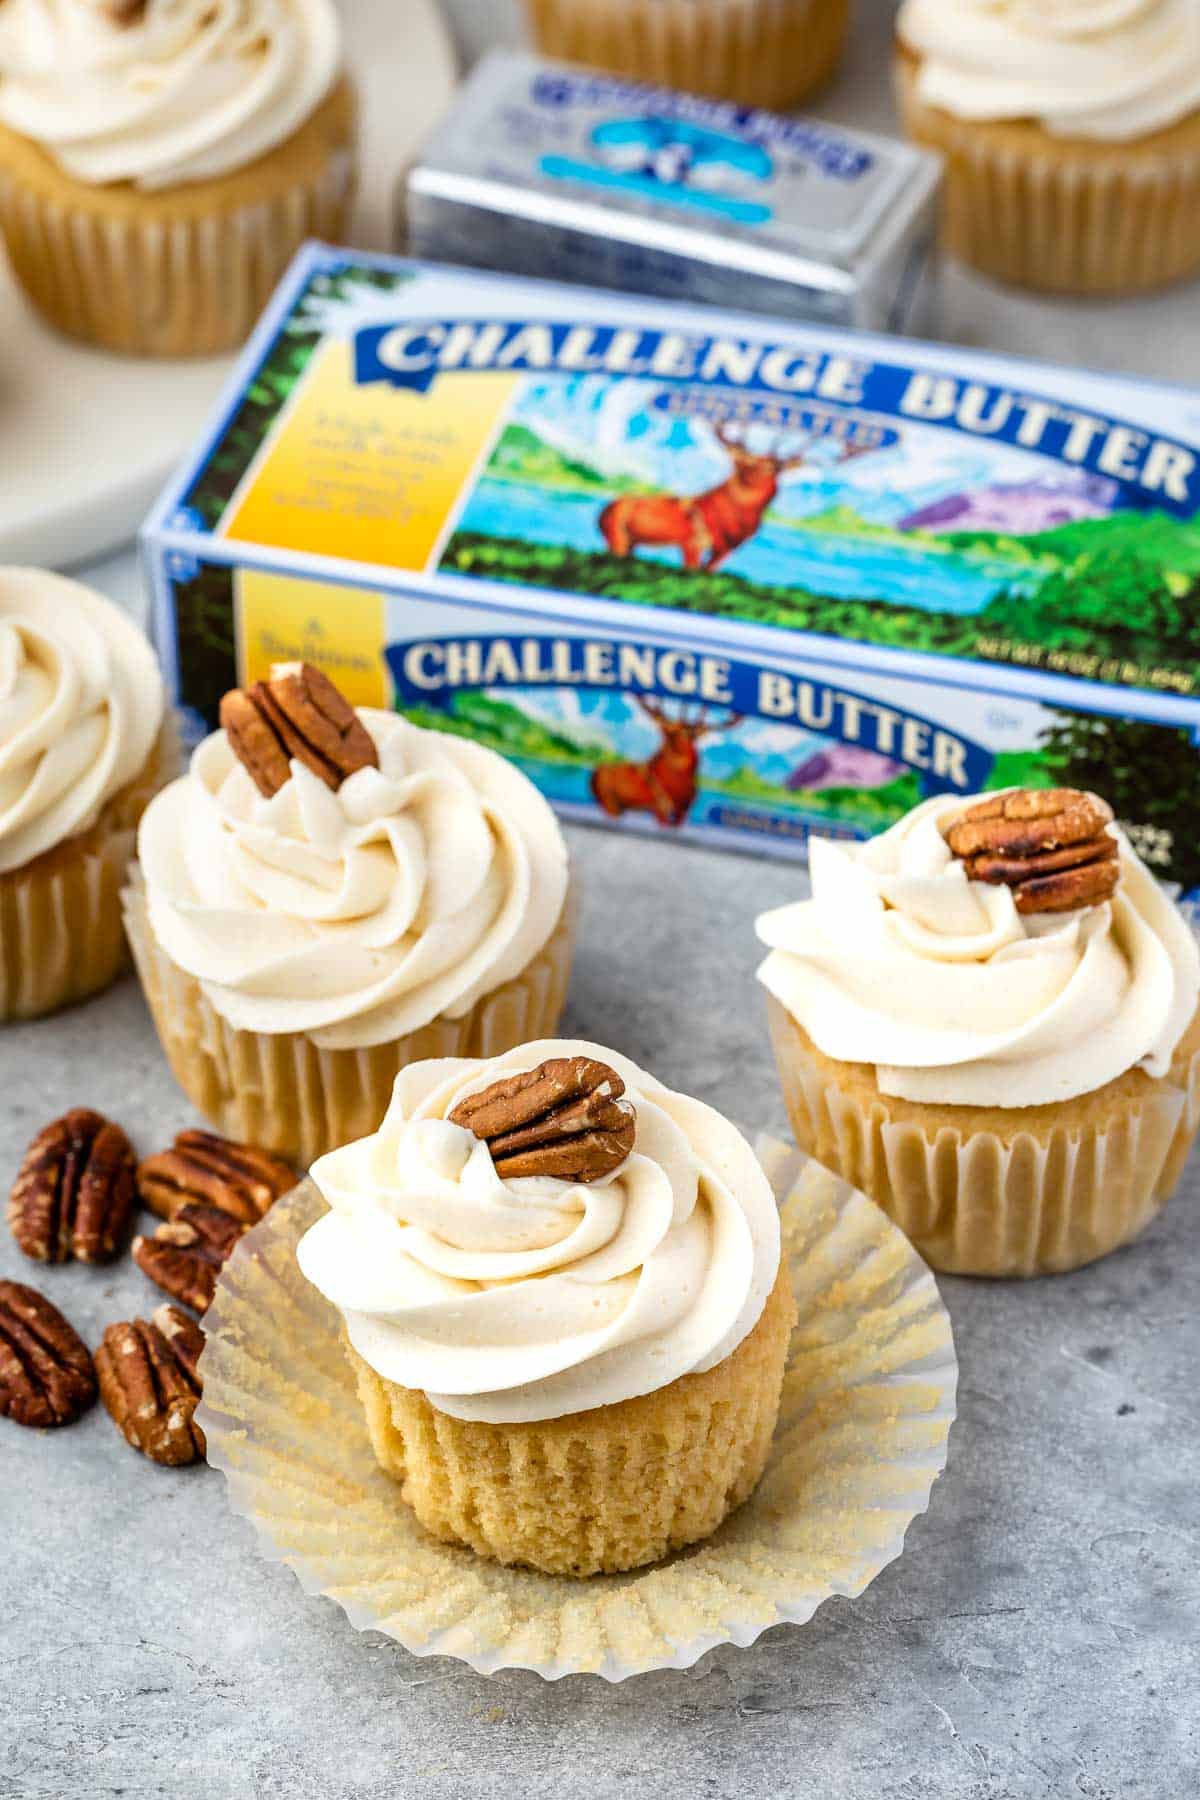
[0,568,170,1019]
[898,0,1200,141]
[0,0,343,189]
[137,711,568,1052]
[298,1040,781,1425]
[757,792,1200,1274]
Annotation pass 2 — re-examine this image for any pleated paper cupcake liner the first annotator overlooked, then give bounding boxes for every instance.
[195,1143,957,1680]
[525,0,849,111]
[122,878,577,1167]
[768,993,1200,1278]
[894,52,1200,295]
[0,78,356,356]
[0,716,179,1022]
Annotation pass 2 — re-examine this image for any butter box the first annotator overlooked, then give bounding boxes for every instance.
[143,245,1200,914]
[404,51,940,334]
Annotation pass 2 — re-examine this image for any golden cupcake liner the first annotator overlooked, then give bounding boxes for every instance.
[767,993,1200,1278]
[346,1259,796,1579]
[0,716,178,1023]
[525,0,848,111]
[894,52,1200,295]
[195,1145,957,1679]
[122,878,577,1167]
[0,77,356,356]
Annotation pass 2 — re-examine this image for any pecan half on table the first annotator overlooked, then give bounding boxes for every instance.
[219,661,378,798]
[449,1055,636,1182]
[137,1130,295,1225]
[0,1280,97,1428]
[8,1108,136,1264]
[944,788,1119,915]
[96,1306,206,1467]
[133,1204,247,1314]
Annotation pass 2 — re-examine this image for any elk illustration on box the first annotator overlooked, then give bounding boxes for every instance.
[599,422,875,571]
[591,695,744,826]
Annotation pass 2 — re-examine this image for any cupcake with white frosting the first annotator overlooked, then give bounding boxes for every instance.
[0,568,171,1020]
[758,787,1200,1276]
[0,0,356,355]
[895,0,1200,293]
[124,662,573,1165]
[297,1039,794,1576]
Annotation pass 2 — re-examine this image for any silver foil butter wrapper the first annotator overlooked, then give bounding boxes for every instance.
[404,51,942,335]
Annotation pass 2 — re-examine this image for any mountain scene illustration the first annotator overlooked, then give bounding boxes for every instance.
[443,387,1200,693]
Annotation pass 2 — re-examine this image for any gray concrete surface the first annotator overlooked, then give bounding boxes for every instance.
[2,822,1197,1800]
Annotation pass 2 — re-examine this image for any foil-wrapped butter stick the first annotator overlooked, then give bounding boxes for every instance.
[404,51,942,335]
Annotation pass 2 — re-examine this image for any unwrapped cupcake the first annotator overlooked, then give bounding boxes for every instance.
[125,663,573,1166]
[0,568,171,1021]
[297,1040,793,1576]
[525,0,849,112]
[0,0,356,355]
[894,0,1200,294]
[757,788,1200,1277]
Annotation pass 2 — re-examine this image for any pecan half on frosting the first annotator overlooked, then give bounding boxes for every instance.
[96,1306,206,1467]
[449,1056,636,1182]
[219,662,378,798]
[944,788,1119,914]
[9,1108,136,1265]
[0,1280,97,1428]
[137,1130,295,1225]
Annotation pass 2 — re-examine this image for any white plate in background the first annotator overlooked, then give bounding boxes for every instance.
[0,0,457,571]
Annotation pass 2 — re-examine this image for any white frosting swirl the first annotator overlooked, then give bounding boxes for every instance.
[297,1041,781,1424]
[0,0,341,189]
[898,0,1200,141]
[757,793,1200,1108]
[136,710,569,1049]
[0,568,164,875]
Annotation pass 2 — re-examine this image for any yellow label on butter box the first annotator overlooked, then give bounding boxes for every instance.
[235,568,389,708]
[219,339,517,570]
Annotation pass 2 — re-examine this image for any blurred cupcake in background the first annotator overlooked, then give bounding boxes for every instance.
[895,0,1200,294]
[0,569,172,1021]
[525,0,850,111]
[0,0,357,356]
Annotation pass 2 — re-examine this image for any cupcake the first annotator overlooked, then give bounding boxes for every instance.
[296,1040,793,1577]
[0,0,356,356]
[895,0,1200,294]
[0,568,171,1021]
[525,0,849,111]
[757,788,1200,1277]
[124,663,573,1166]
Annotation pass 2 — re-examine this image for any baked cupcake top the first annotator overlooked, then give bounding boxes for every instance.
[757,788,1200,1109]
[297,1041,781,1424]
[0,568,165,875]
[897,0,1200,141]
[0,0,341,189]
[136,665,569,1049]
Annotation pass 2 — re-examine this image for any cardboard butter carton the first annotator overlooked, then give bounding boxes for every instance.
[143,245,1200,915]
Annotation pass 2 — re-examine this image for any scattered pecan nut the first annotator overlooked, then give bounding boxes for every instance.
[8,1108,136,1265]
[219,661,378,798]
[944,788,1120,915]
[0,1280,97,1428]
[133,1203,246,1313]
[137,1130,295,1225]
[449,1056,636,1182]
[95,1306,206,1467]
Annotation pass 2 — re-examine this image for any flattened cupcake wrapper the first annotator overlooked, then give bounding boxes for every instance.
[525,0,848,111]
[0,78,356,356]
[194,1145,956,1679]
[767,993,1200,1278]
[894,55,1200,295]
[0,716,178,1022]
[122,877,577,1167]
